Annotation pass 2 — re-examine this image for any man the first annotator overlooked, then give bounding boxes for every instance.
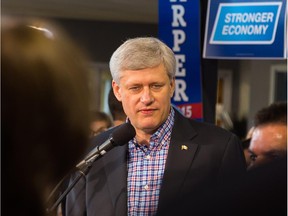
[65,37,246,216]
[248,102,287,169]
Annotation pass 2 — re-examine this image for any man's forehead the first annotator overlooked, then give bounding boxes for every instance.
[251,125,287,149]
[253,124,287,135]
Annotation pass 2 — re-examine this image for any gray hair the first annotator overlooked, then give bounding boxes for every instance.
[109,37,176,84]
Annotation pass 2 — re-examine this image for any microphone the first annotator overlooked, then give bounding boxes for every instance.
[76,122,136,170]
[46,123,135,213]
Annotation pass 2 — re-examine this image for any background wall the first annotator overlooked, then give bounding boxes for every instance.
[218,59,287,138]
[55,19,158,62]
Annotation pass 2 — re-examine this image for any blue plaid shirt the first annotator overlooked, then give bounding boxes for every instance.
[127,108,175,216]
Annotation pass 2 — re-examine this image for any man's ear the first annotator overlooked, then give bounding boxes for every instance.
[170,77,175,98]
[112,80,122,101]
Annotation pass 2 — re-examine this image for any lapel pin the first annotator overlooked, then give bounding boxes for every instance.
[181,145,188,150]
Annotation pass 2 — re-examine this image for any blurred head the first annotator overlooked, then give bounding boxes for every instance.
[109,37,176,137]
[248,102,287,169]
[2,16,91,214]
[108,87,126,126]
[90,111,113,137]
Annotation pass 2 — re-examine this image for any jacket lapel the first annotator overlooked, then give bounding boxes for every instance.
[103,144,128,216]
[158,110,199,211]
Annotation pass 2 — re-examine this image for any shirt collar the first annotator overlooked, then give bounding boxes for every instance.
[128,107,175,150]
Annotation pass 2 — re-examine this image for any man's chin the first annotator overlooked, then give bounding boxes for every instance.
[141,124,159,134]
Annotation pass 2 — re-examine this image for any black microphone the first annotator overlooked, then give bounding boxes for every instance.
[46,123,135,213]
[76,122,136,170]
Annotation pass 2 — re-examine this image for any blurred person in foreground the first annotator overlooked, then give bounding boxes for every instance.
[108,87,126,126]
[65,37,246,216]
[248,102,287,169]
[2,16,91,216]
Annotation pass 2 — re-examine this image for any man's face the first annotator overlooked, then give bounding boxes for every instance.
[112,63,175,135]
[248,124,287,169]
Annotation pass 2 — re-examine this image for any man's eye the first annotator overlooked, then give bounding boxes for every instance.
[250,154,257,161]
[151,84,162,89]
[129,86,140,91]
[269,154,281,160]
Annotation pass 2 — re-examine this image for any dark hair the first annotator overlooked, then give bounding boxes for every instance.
[90,111,113,128]
[242,138,251,149]
[254,102,287,127]
[108,88,126,121]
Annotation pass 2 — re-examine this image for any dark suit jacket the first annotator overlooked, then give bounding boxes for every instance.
[66,109,246,216]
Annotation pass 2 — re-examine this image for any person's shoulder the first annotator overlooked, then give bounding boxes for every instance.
[194,120,236,141]
[193,118,230,133]
[175,109,232,134]
[174,109,238,142]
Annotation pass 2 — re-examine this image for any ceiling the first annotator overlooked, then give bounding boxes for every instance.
[2,0,158,24]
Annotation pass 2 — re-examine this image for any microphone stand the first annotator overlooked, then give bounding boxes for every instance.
[46,150,101,214]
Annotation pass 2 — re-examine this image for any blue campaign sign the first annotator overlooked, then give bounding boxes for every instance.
[159,0,203,121]
[204,0,287,59]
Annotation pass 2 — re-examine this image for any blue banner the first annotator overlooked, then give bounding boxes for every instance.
[204,0,287,59]
[159,0,203,121]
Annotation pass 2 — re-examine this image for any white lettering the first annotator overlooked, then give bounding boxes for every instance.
[225,13,231,23]
[175,54,186,76]
[222,25,229,35]
[171,5,187,27]
[262,25,269,34]
[172,29,186,52]
[173,79,189,102]
[222,24,269,35]
[235,13,242,22]
[224,12,274,23]
[266,12,274,22]
[180,105,192,118]
[170,1,189,105]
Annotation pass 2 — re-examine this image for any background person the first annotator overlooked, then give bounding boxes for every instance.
[65,37,246,216]
[2,16,92,216]
[248,102,287,169]
[108,87,127,126]
[241,126,254,167]
[89,110,113,137]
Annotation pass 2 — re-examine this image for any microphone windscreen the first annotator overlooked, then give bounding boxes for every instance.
[111,123,136,146]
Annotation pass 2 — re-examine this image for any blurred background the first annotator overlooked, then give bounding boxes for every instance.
[3,0,287,139]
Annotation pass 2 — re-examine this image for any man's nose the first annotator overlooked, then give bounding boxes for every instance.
[140,87,154,104]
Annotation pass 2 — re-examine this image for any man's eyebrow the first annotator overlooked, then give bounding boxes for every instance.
[264,150,286,157]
